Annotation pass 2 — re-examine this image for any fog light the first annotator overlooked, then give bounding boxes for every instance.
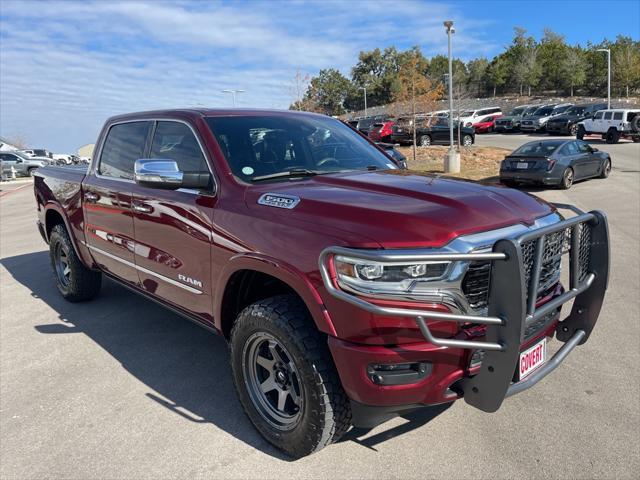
[367,362,431,386]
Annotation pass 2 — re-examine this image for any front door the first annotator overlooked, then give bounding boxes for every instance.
[131,120,216,322]
[576,140,601,177]
[83,121,152,285]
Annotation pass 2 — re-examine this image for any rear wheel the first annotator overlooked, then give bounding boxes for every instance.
[49,224,102,302]
[605,129,620,144]
[560,167,574,190]
[569,123,578,136]
[230,295,351,458]
[576,125,585,140]
[599,159,611,178]
[419,135,431,147]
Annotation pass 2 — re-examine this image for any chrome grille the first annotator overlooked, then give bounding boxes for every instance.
[461,224,592,312]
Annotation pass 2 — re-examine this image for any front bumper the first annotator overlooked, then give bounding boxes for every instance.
[320,207,609,414]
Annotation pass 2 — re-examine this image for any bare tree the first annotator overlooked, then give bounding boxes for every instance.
[2,134,29,149]
[289,69,311,110]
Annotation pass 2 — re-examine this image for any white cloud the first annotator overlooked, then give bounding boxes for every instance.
[0,0,498,152]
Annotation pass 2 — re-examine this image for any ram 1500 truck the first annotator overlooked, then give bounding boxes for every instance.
[34,109,609,458]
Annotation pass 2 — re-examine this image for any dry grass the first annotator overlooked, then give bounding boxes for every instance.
[398,145,511,181]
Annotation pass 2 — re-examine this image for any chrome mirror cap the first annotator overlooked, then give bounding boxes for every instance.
[134,159,183,188]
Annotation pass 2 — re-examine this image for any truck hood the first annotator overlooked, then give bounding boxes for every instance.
[245,171,554,248]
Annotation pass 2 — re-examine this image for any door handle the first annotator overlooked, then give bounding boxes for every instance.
[132,202,153,213]
[85,192,99,202]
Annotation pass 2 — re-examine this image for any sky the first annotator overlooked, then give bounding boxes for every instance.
[1,0,639,153]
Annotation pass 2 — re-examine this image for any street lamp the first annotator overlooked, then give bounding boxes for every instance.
[221,89,245,107]
[443,20,459,173]
[360,87,368,117]
[596,48,611,109]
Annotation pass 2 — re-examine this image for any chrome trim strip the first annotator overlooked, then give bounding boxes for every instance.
[84,242,203,295]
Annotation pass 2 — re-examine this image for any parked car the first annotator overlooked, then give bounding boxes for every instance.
[499,139,611,189]
[368,120,395,143]
[375,142,407,168]
[520,103,574,133]
[391,117,475,146]
[21,148,53,159]
[472,114,503,133]
[52,154,73,165]
[545,103,608,136]
[494,105,540,133]
[0,150,51,177]
[355,117,378,135]
[34,108,609,458]
[458,107,502,127]
[577,108,640,143]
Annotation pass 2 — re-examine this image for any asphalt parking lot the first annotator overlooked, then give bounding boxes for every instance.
[1,135,639,479]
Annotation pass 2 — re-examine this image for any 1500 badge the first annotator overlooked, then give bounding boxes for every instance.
[257,193,300,209]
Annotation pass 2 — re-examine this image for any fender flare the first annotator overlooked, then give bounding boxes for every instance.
[214,253,336,336]
[43,202,95,269]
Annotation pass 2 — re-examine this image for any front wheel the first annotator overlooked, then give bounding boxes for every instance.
[419,135,431,147]
[599,159,611,178]
[230,295,351,458]
[605,129,620,144]
[28,168,37,177]
[49,224,102,301]
[560,167,574,190]
[576,125,585,140]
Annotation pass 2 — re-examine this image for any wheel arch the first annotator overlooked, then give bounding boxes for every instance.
[215,254,336,339]
[43,203,94,268]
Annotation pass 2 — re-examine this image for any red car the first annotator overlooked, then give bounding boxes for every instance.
[368,120,395,142]
[472,114,502,133]
[34,108,609,458]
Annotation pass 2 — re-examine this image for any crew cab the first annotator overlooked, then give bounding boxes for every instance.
[577,109,640,143]
[545,103,608,136]
[34,109,609,458]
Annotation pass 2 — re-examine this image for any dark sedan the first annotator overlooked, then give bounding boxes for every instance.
[500,139,611,189]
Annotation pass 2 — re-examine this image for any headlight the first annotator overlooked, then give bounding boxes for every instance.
[334,256,451,295]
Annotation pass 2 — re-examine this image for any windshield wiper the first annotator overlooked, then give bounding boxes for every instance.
[251,168,319,182]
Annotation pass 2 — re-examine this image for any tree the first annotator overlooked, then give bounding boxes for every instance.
[485,56,508,97]
[288,69,311,111]
[349,47,406,109]
[612,36,640,97]
[295,69,353,116]
[561,48,587,96]
[392,50,443,161]
[538,29,569,93]
[466,58,489,96]
[522,46,542,96]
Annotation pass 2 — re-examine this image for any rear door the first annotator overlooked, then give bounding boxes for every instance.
[0,153,21,175]
[130,120,216,322]
[83,121,152,285]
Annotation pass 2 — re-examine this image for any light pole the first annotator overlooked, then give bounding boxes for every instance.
[221,89,245,107]
[360,87,368,117]
[596,48,611,109]
[444,20,459,173]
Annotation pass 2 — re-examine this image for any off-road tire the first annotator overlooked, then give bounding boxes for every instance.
[605,128,620,144]
[230,294,351,458]
[560,167,574,190]
[49,224,102,302]
[419,135,431,147]
[599,158,611,178]
[576,125,586,140]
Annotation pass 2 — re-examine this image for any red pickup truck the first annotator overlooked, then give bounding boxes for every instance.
[34,109,609,458]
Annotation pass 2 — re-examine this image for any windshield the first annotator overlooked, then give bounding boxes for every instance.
[513,142,562,155]
[205,115,397,182]
[565,106,586,115]
[459,110,475,117]
[553,105,571,114]
[534,106,554,116]
[523,106,539,116]
[508,107,526,116]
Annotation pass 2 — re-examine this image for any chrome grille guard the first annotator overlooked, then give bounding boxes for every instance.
[318,206,609,412]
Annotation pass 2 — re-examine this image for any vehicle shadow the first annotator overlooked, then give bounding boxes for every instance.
[1,251,446,460]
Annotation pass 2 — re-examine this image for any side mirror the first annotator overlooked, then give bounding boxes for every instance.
[134,159,212,191]
[591,147,598,152]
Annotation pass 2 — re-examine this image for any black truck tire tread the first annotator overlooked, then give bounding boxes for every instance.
[230,294,351,458]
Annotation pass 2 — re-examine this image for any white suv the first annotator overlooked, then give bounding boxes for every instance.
[577,109,640,143]
[458,107,502,127]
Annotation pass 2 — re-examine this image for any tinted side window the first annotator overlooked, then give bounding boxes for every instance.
[613,112,623,120]
[560,142,579,155]
[99,122,151,179]
[576,141,590,153]
[150,121,208,173]
[594,111,604,119]
[603,112,613,120]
